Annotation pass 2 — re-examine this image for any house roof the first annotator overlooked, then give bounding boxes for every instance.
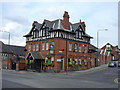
[101,43,114,49]
[0,41,25,56]
[89,44,97,52]
[24,19,92,38]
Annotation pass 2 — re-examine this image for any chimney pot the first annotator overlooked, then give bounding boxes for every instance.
[32,21,38,26]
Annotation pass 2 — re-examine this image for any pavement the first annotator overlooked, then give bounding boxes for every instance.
[3,64,108,75]
[60,64,108,75]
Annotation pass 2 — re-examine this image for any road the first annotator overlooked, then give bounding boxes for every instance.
[2,67,119,88]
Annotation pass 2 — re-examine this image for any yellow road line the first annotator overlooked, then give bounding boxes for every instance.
[114,78,120,84]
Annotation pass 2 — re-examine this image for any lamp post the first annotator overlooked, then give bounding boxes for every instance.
[0,30,10,69]
[97,29,108,66]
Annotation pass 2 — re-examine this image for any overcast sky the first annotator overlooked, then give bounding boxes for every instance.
[0,1,118,48]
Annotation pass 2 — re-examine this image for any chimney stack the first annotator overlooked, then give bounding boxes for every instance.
[80,20,86,31]
[63,11,70,30]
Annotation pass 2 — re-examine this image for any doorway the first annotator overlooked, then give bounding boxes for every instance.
[61,57,63,70]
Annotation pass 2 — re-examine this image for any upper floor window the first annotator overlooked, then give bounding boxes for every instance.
[52,41,54,46]
[46,42,49,50]
[84,45,87,53]
[36,44,38,51]
[28,45,31,51]
[69,43,72,51]
[79,45,81,52]
[33,44,35,51]
[74,43,78,52]
[42,43,45,50]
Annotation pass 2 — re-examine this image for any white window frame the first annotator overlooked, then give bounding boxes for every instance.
[69,43,72,51]
[36,44,38,51]
[74,43,78,52]
[75,59,77,63]
[79,45,81,52]
[51,57,54,63]
[46,42,49,50]
[79,59,81,63]
[28,45,31,51]
[42,43,45,50]
[84,45,87,53]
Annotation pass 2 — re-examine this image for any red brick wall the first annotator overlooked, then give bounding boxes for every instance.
[25,38,91,71]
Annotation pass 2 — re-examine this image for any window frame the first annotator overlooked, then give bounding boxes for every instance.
[74,43,78,52]
[46,42,49,50]
[33,44,35,51]
[36,44,38,51]
[42,43,45,50]
[69,43,72,51]
[79,45,81,52]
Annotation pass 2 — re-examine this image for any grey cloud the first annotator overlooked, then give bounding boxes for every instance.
[4,16,31,26]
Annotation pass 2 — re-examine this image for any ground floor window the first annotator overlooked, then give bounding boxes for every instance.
[75,59,77,64]
[68,58,71,62]
[78,59,81,64]
[51,57,54,63]
[45,57,48,63]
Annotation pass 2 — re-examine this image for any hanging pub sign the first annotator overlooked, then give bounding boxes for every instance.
[49,44,54,54]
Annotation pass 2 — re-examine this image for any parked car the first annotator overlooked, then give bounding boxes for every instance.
[118,61,120,67]
[108,61,117,67]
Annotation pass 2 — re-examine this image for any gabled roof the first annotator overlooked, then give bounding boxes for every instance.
[89,44,97,52]
[101,43,114,49]
[26,51,44,60]
[0,41,25,56]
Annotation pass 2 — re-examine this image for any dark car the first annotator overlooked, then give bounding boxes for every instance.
[108,61,117,67]
[118,61,120,67]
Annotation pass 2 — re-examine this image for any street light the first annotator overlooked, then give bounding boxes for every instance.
[97,29,108,66]
[0,30,10,69]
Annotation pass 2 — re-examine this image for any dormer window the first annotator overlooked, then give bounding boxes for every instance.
[76,30,79,38]
[79,32,81,38]
[42,29,46,36]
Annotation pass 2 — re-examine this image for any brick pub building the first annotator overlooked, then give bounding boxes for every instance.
[24,11,93,72]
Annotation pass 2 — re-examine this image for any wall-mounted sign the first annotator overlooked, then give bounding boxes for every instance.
[59,51,63,53]
[57,59,61,62]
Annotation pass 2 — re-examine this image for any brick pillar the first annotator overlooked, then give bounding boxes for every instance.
[8,58,12,69]
[16,62,19,71]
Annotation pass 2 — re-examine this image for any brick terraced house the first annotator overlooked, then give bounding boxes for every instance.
[100,43,119,64]
[24,11,93,72]
[0,41,25,70]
